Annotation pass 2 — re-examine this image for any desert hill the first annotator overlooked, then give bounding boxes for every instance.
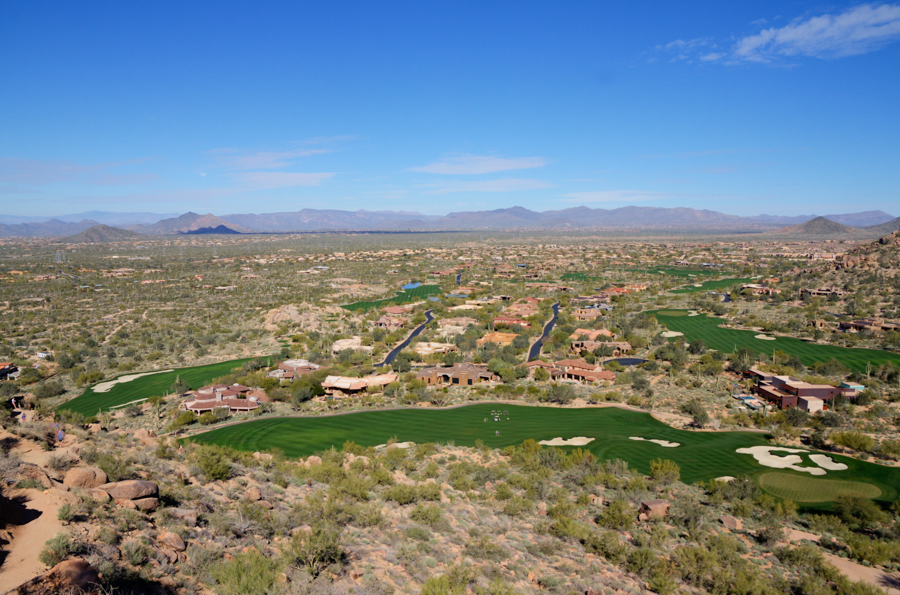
[63,224,144,243]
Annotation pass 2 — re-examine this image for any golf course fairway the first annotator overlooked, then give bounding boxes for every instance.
[59,357,258,416]
[652,310,900,373]
[183,404,900,505]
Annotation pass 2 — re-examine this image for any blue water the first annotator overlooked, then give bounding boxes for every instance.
[403,282,422,290]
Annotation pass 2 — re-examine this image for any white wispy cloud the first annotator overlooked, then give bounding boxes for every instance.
[559,190,677,203]
[735,3,900,61]
[657,3,900,64]
[209,148,332,170]
[235,171,334,189]
[0,157,156,186]
[425,178,551,194]
[411,154,547,175]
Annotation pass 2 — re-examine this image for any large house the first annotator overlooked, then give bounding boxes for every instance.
[267,359,320,381]
[492,316,531,329]
[522,358,616,385]
[417,363,498,386]
[748,368,841,409]
[0,363,18,380]
[322,373,398,396]
[437,316,478,328]
[374,315,407,330]
[413,342,458,357]
[182,384,268,414]
[838,318,900,333]
[570,340,632,357]
[476,332,518,347]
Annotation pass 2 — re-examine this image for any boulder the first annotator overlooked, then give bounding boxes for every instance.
[42,557,101,593]
[20,464,52,489]
[157,531,186,552]
[720,515,742,531]
[168,508,198,526]
[133,429,157,446]
[305,455,322,467]
[132,497,159,512]
[101,480,158,500]
[258,500,274,510]
[63,467,108,489]
[88,489,110,502]
[246,487,262,501]
[638,499,671,520]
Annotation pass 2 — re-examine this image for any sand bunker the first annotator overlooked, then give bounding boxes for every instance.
[374,441,415,450]
[630,437,680,448]
[687,310,700,317]
[715,476,736,482]
[736,446,826,475]
[809,454,848,471]
[660,331,683,338]
[539,437,595,447]
[693,283,703,287]
[754,334,776,341]
[92,370,173,393]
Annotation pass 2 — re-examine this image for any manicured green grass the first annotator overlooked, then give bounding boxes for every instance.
[759,472,882,503]
[561,268,715,282]
[671,277,756,293]
[183,404,900,504]
[342,284,442,311]
[59,358,258,416]
[651,310,900,373]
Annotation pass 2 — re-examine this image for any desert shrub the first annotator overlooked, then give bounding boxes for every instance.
[582,530,627,563]
[417,482,442,501]
[96,525,119,545]
[121,539,151,565]
[649,458,680,485]
[464,537,505,562]
[756,520,785,546]
[39,533,78,566]
[597,499,632,530]
[833,495,885,529]
[502,496,532,517]
[281,523,344,577]
[385,483,418,505]
[95,452,134,482]
[213,548,282,595]
[57,503,74,523]
[194,444,232,481]
[167,411,197,431]
[626,547,657,577]
[405,525,431,541]
[411,504,442,525]
[199,412,217,425]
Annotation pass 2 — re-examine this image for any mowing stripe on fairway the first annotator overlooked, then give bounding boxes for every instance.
[59,358,258,416]
[182,404,900,504]
[652,310,900,373]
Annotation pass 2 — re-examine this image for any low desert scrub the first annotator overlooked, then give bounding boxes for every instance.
[39,533,79,567]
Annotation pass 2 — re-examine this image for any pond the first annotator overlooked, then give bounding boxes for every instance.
[402,282,422,290]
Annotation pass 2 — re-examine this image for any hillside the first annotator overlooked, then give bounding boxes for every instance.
[0,219,100,237]
[133,212,249,235]
[864,216,900,236]
[770,216,860,237]
[63,224,144,243]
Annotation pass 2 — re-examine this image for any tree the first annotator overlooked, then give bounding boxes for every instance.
[533,367,550,382]
[442,351,462,366]
[282,523,344,576]
[687,339,707,355]
[171,375,189,396]
[544,383,576,404]
[681,398,709,427]
[782,407,808,428]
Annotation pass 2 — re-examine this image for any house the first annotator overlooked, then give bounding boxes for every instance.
[182,384,267,414]
[374,315,407,330]
[741,284,781,296]
[476,332,518,347]
[492,316,531,329]
[268,359,320,381]
[0,363,18,380]
[749,369,841,408]
[550,359,616,384]
[573,308,607,322]
[570,340,632,356]
[322,373,398,396]
[839,318,900,334]
[801,286,847,298]
[416,363,498,386]
[413,342,458,357]
[569,328,616,341]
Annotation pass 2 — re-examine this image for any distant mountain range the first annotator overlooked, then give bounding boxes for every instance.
[0,207,896,236]
[64,224,145,243]
[766,215,900,238]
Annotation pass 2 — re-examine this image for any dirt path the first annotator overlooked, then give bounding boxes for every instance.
[786,529,900,594]
[0,489,64,590]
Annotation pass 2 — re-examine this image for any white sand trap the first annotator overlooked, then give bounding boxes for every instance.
[92,370,173,393]
[687,310,700,317]
[715,476,736,482]
[660,331,683,338]
[809,454,848,471]
[630,437,680,448]
[539,437,595,447]
[374,441,415,450]
[693,283,703,287]
[754,334,776,341]
[736,446,826,475]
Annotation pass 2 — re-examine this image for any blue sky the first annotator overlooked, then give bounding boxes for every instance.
[1,1,898,218]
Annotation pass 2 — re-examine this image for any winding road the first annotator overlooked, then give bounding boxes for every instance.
[527,302,560,361]
[374,309,434,367]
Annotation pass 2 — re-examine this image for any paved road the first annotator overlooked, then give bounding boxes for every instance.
[374,309,434,367]
[527,302,560,361]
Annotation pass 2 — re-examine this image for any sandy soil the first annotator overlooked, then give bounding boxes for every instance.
[786,530,900,594]
[736,446,827,475]
[0,488,64,590]
[92,369,173,393]
[538,437,595,446]
[629,437,679,447]
[660,331,683,338]
[809,454,848,471]
[754,334,776,341]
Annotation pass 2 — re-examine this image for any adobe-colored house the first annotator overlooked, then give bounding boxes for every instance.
[750,370,841,408]
[476,332,518,347]
[417,363,498,386]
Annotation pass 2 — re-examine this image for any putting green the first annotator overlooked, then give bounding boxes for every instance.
[759,472,882,502]
[59,358,258,416]
[184,405,900,504]
[651,310,900,373]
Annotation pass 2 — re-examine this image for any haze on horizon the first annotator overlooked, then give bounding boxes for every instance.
[1,1,898,218]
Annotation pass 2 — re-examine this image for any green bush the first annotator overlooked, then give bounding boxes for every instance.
[39,533,78,567]
[597,499,633,530]
[195,445,233,481]
[168,411,197,431]
[385,483,418,505]
[281,523,344,577]
[582,531,627,563]
[649,458,680,485]
[411,504,442,526]
[213,549,282,595]
[199,411,217,425]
